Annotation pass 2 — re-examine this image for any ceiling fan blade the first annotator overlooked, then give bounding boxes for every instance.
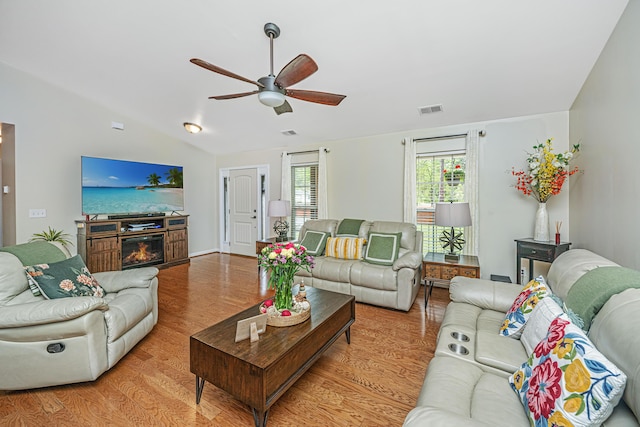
[208,90,259,100]
[286,89,346,106]
[274,100,293,115]
[190,58,264,88]
[275,54,318,88]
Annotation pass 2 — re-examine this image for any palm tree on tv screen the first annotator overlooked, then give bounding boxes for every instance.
[147,173,161,187]
[166,168,183,188]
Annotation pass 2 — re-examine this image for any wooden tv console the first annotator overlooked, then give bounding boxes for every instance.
[75,215,189,273]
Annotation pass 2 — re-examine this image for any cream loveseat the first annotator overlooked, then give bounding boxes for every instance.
[404,249,640,426]
[294,219,423,311]
[0,241,159,390]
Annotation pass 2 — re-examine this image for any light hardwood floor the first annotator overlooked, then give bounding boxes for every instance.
[0,253,449,426]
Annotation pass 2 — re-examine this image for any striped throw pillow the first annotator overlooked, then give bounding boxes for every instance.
[325,237,366,260]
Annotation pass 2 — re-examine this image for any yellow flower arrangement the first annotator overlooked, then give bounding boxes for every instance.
[512,138,580,203]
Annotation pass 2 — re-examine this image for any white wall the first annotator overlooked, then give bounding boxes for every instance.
[0,62,218,255]
[569,0,640,268]
[218,111,571,280]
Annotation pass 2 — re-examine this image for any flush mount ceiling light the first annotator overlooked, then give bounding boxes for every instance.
[183,122,202,134]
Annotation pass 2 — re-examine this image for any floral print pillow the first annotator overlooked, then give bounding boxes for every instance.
[509,314,627,427]
[500,276,550,339]
[25,255,105,299]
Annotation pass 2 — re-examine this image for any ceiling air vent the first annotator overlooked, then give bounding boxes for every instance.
[281,129,297,136]
[418,104,444,115]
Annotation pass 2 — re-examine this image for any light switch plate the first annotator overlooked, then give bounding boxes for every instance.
[29,209,47,218]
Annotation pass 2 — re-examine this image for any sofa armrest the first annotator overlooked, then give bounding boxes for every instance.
[449,277,522,312]
[0,297,108,328]
[393,251,422,271]
[93,267,159,293]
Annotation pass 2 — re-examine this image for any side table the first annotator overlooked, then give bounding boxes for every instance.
[256,237,296,255]
[515,238,571,284]
[422,253,480,309]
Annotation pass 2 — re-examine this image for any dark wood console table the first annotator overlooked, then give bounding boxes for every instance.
[515,238,571,284]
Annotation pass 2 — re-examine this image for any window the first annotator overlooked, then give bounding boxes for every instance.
[291,164,318,239]
[416,151,466,254]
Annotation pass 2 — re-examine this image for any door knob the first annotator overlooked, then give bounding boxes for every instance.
[251,216,257,219]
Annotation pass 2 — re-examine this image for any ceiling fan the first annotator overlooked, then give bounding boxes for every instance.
[190,23,346,115]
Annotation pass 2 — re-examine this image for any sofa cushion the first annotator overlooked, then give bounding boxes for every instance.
[0,242,68,297]
[404,356,530,427]
[500,276,549,339]
[336,218,365,237]
[510,313,627,427]
[325,237,366,260]
[298,219,339,239]
[0,241,67,266]
[309,257,358,283]
[521,296,564,355]
[0,252,30,306]
[364,232,401,266]
[25,274,43,297]
[369,221,416,251]
[350,262,398,291]
[299,230,329,256]
[476,330,530,373]
[25,255,105,299]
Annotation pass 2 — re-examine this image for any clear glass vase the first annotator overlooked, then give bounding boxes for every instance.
[268,268,294,310]
[274,281,293,310]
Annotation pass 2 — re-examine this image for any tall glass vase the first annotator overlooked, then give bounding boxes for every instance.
[274,281,293,310]
[268,268,294,310]
[533,202,550,242]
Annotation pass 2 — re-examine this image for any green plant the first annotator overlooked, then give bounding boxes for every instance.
[30,227,74,248]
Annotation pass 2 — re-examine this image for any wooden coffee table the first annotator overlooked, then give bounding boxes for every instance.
[190,286,356,427]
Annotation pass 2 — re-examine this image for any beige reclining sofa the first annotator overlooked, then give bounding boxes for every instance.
[294,219,423,311]
[0,241,159,390]
[404,249,640,426]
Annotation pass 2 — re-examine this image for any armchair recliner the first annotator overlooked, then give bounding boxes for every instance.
[0,241,158,390]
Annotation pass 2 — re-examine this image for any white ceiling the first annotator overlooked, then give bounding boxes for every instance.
[0,1,628,155]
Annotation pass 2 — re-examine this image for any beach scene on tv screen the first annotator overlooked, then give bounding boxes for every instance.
[82,157,184,215]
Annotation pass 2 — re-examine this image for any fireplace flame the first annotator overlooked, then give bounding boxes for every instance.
[124,242,159,264]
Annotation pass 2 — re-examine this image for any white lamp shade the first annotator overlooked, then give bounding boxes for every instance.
[258,91,286,107]
[267,200,290,217]
[435,202,472,227]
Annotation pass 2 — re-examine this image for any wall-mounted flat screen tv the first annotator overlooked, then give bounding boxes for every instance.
[81,156,184,215]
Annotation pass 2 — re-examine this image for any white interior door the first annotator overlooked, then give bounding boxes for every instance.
[229,168,258,256]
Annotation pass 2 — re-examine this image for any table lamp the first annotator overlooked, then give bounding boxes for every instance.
[268,200,291,242]
[435,202,472,262]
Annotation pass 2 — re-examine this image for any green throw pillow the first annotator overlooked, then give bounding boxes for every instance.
[25,255,105,299]
[364,232,402,266]
[336,219,365,236]
[300,230,329,256]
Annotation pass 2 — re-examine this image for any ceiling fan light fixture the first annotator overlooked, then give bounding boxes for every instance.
[258,90,286,107]
[183,122,202,134]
